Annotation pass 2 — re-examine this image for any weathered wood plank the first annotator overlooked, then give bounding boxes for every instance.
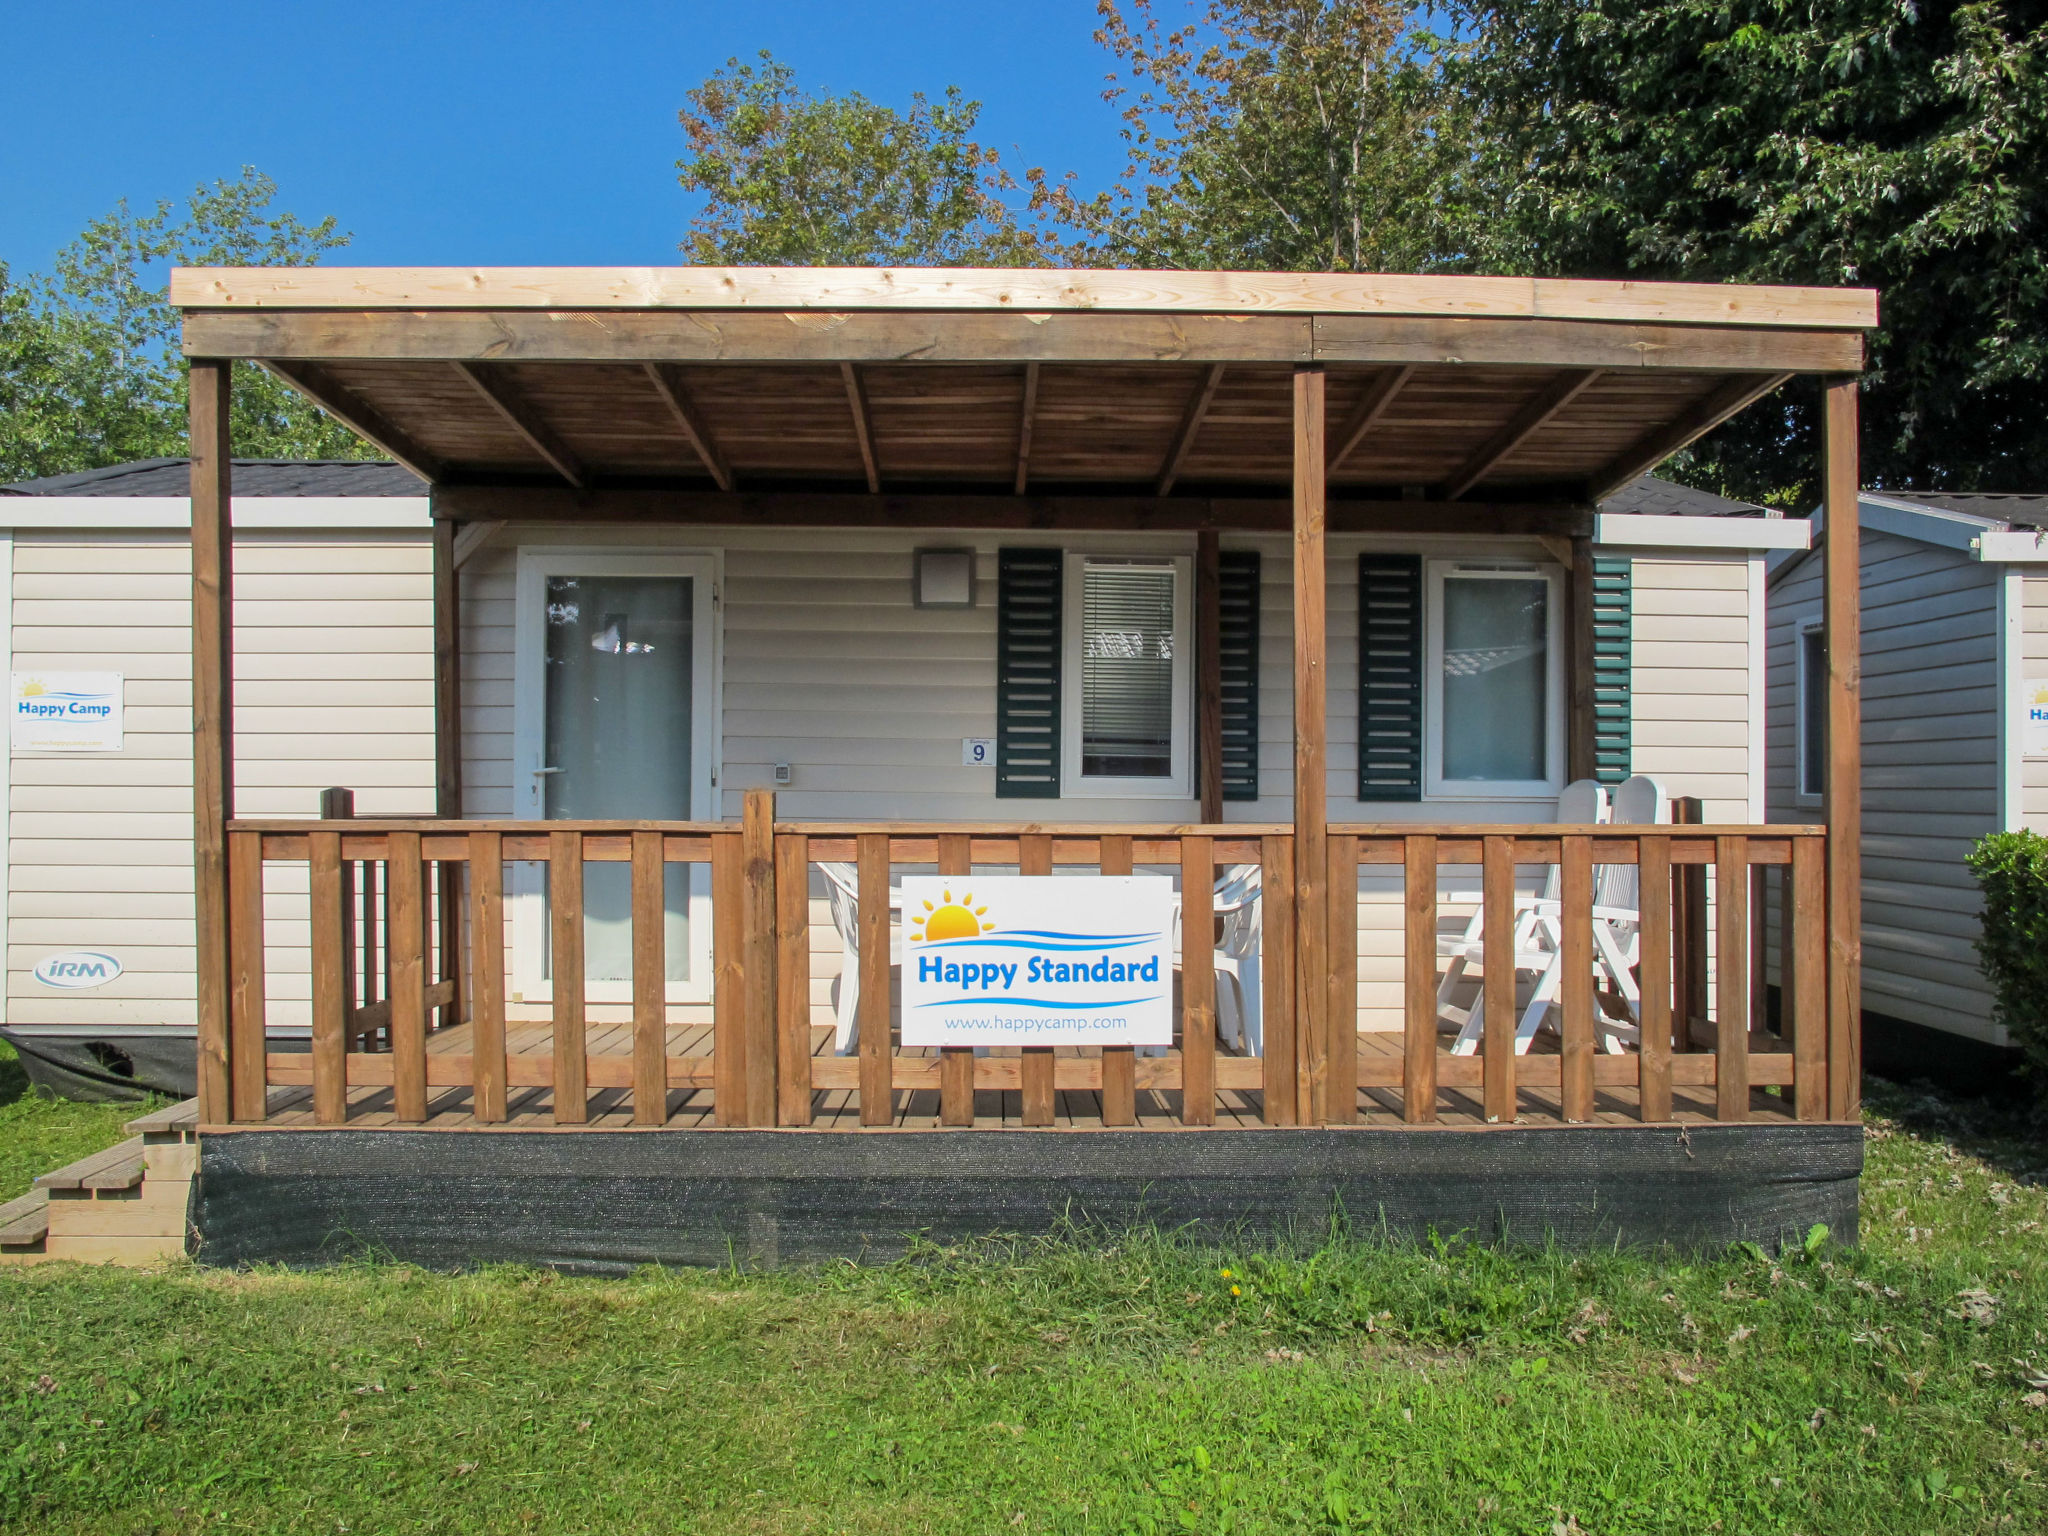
[190,360,233,1125]
[228,831,268,1123]
[643,361,733,489]
[1637,836,1674,1122]
[1559,836,1595,1122]
[857,834,892,1127]
[1326,836,1358,1125]
[309,831,347,1125]
[388,832,428,1123]
[1261,835,1296,1126]
[777,832,813,1126]
[1019,833,1056,1126]
[1157,363,1225,495]
[1444,369,1603,499]
[1482,835,1516,1123]
[743,790,779,1128]
[1181,836,1216,1128]
[1098,834,1137,1128]
[468,831,507,1123]
[1716,835,1751,1122]
[1403,835,1438,1125]
[1293,367,1329,1125]
[1793,834,1828,1120]
[712,831,746,1125]
[451,361,586,487]
[1823,378,1862,1120]
[632,830,667,1126]
[549,828,587,1124]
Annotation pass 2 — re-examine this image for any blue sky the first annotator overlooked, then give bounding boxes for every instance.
[1,0,1131,275]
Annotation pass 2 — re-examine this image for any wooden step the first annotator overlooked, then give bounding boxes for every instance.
[125,1099,199,1136]
[36,1138,146,1193]
[0,1189,49,1248]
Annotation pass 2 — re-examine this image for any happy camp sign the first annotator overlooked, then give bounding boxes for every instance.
[898,875,1176,1047]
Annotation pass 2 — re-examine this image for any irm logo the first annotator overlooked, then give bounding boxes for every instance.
[32,951,122,990]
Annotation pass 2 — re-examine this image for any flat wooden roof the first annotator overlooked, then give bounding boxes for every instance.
[171,264,1878,330]
[173,266,1875,505]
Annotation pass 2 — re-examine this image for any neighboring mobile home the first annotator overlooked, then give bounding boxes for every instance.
[1767,490,2048,1089]
[9,265,1882,1267]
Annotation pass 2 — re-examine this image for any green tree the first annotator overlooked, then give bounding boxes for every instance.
[0,168,372,483]
[1447,1,2048,506]
[1027,0,1469,272]
[677,52,1042,265]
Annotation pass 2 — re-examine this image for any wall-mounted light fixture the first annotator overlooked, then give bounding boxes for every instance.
[914,547,975,608]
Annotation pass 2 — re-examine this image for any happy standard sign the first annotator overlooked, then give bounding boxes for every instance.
[900,875,1174,1047]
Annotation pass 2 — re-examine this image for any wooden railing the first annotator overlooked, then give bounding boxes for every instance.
[219,792,1842,1130]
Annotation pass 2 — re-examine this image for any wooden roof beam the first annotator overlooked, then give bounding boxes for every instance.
[642,363,732,491]
[1328,365,1414,472]
[1586,372,1793,503]
[1013,361,1039,495]
[1443,369,1604,501]
[451,362,585,488]
[841,362,880,494]
[1156,365,1227,497]
[259,360,446,482]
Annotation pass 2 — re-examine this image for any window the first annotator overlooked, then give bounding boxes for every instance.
[1061,554,1192,796]
[1797,623,1825,799]
[1423,560,1564,798]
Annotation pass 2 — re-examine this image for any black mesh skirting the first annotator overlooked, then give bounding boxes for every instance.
[195,1123,1862,1273]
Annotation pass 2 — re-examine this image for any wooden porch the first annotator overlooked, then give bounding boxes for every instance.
[180,265,1875,1144]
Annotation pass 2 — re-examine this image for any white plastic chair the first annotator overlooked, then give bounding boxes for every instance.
[818,862,901,1054]
[1435,779,1608,1052]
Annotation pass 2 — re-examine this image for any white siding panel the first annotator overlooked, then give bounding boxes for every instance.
[7,529,435,1033]
[1765,530,2002,1044]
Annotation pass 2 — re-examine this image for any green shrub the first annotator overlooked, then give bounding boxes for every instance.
[1964,829,2048,1095]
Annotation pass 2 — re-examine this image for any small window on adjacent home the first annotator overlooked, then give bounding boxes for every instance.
[1798,624,1826,799]
[1062,554,1192,796]
[1424,561,1564,798]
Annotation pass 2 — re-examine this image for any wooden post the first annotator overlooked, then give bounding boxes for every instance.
[431,518,464,1031]
[1196,529,1224,825]
[309,830,347,1126]
[1099,834,1136,1126]
[1260,834,1297,1126]
[1559,836,1595,1122]
[1822,378,1862,1119]
[1792,836,1827,1120]
[227,832,267,1122]
[1402,835,1437,1124]
[1637,835,1673,1122]
[776,831,813,1126]
[1567,536,1597,784]
[1481,835,1517,1123]
[467,831,507,1123]
[388,832,428,1122]
[1180,835,1216,1127]
[631,830,667,1126]
[550,829,587,1124]
[1671,795,1708,1046]
[1325,835,1358,1125]
[1292,366,1330,1124]
[1020,833,1056,1125]
[1715,835,1751,1120]
[712,831,746,1124]
[938,831,975,1126]
[190,360,233,1123]
[856,834,892,1126]
[742,789,778,1127]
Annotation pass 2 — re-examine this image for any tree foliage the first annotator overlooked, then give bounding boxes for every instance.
[1028,0,1467,271]
[1447,0,2048,506]
[677,53,1042,265]
[0,169,371,484]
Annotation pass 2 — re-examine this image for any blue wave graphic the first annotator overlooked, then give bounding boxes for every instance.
[996,928,1153,942]
[911,994,1165,1012]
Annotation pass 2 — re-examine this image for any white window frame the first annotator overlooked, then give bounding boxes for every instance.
[510,547,723,1005]
[1423,559,1566,800]
[1795,618,1825,805]
[1060,552,1194,800]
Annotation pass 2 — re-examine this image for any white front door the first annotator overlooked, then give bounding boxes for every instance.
[511,549,719,1003]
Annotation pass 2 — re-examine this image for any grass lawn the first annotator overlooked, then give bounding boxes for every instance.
[0,1042,153,1204]
[0,1077,2042,1534]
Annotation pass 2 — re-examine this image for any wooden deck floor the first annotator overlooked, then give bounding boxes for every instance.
[246,1019,1800,1131]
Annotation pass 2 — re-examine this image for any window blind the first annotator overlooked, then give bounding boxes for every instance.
[1080,561,1176,778]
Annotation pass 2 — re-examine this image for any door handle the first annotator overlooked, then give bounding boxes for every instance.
[532,765,565,776]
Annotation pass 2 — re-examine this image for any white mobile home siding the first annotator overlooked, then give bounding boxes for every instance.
[1766,528,2003,1043]
[6,529,435,1032]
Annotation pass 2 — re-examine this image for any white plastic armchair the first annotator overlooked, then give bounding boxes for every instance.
[818,861,901,1055]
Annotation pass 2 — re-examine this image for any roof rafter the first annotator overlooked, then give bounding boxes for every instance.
[260,360,446,482]
[1328,365,1414,472]
[1157,364,1227,496]
[1586,372,1793,503]
[1443,368,1605,500]
[1014,361,1040,496]
[642,363,733,491]
[450,362,585,488]
[841,362,881,494]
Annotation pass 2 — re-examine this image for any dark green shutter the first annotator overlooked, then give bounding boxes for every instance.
[1218,550,1261,801]
[1590,554,1632,785]
[996,548,1062,798]
[1358,553,1423,801]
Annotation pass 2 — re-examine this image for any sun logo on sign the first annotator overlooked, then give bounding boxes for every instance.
[910,889,990,943]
